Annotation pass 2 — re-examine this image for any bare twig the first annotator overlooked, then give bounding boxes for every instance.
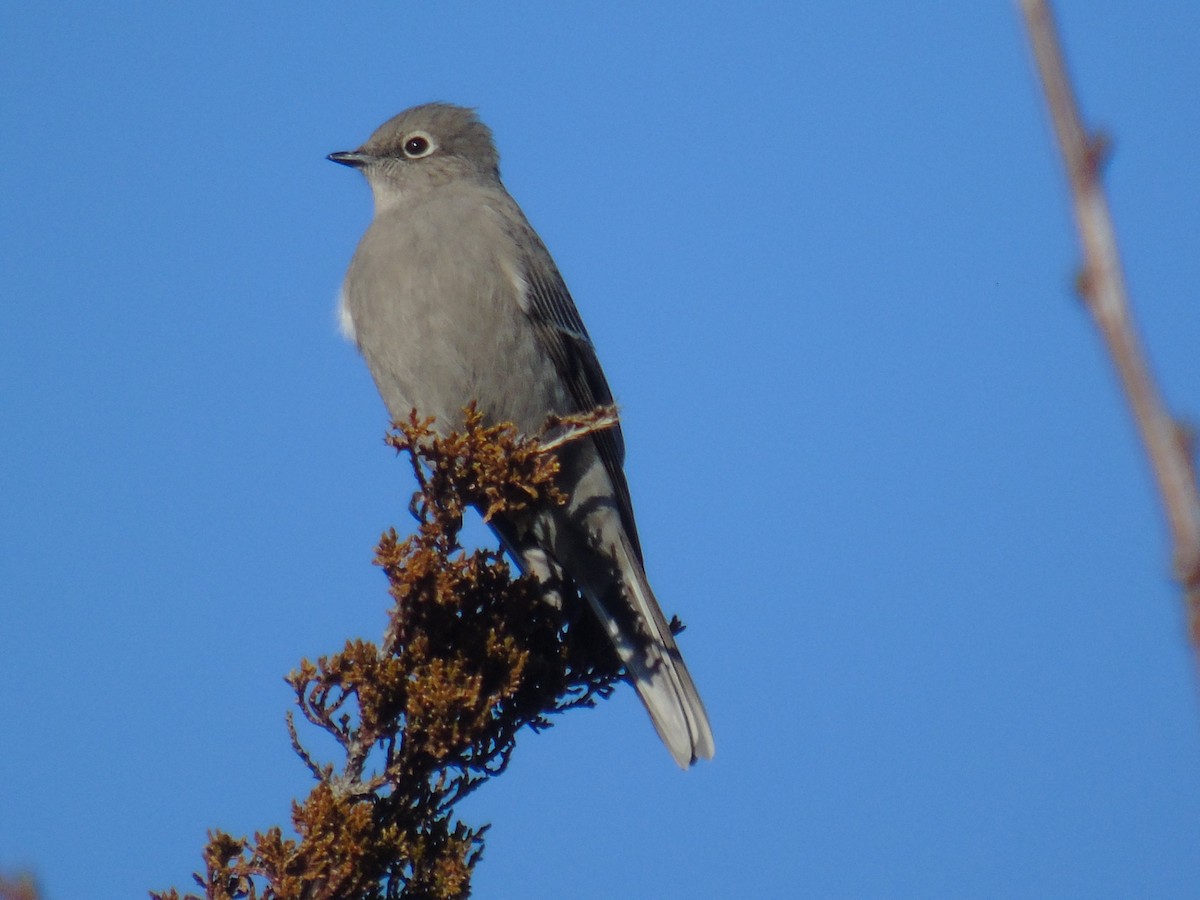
[286,710,325,781]
[1018,0,1200,649]
[537,406,621,452]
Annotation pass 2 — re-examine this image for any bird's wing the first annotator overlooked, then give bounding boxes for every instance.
[513,222,645,564]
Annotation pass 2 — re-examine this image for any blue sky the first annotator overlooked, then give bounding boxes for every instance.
[3,4,1199,898]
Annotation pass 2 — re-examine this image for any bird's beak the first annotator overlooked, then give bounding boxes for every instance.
[327,150,373,169]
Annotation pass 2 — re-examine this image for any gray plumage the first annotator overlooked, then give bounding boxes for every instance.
[329,103,714,768]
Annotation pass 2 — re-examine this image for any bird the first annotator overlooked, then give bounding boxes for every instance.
[328,103,713,768]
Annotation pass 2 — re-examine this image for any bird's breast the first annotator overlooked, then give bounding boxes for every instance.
[343,194,569,435]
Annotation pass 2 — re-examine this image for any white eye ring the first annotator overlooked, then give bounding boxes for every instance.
[402,131,436,159]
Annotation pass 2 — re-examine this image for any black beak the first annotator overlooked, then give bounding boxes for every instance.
[327,151,371,169]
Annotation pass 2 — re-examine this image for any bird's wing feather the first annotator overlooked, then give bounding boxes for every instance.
[510,218,644,563]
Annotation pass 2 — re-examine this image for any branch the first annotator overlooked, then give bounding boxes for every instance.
[537,405,620,452]
[1018,0,1200,649]
[151,406,624,899]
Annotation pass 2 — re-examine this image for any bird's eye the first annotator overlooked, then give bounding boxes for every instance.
[403,133,434,158]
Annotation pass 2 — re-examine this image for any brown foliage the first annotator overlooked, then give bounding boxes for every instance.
[0,874,39,900]
[153,406,621,900]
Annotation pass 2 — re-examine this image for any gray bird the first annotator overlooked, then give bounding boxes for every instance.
[328,103,714,768]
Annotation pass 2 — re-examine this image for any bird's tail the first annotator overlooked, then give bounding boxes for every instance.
[584,530,715,769]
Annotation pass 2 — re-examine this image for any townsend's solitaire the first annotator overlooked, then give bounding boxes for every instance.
[328,103,714,767]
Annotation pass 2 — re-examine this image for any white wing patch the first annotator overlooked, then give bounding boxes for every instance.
[336,285,357,343]
[483,202,530,312]
[499,253,530,313]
